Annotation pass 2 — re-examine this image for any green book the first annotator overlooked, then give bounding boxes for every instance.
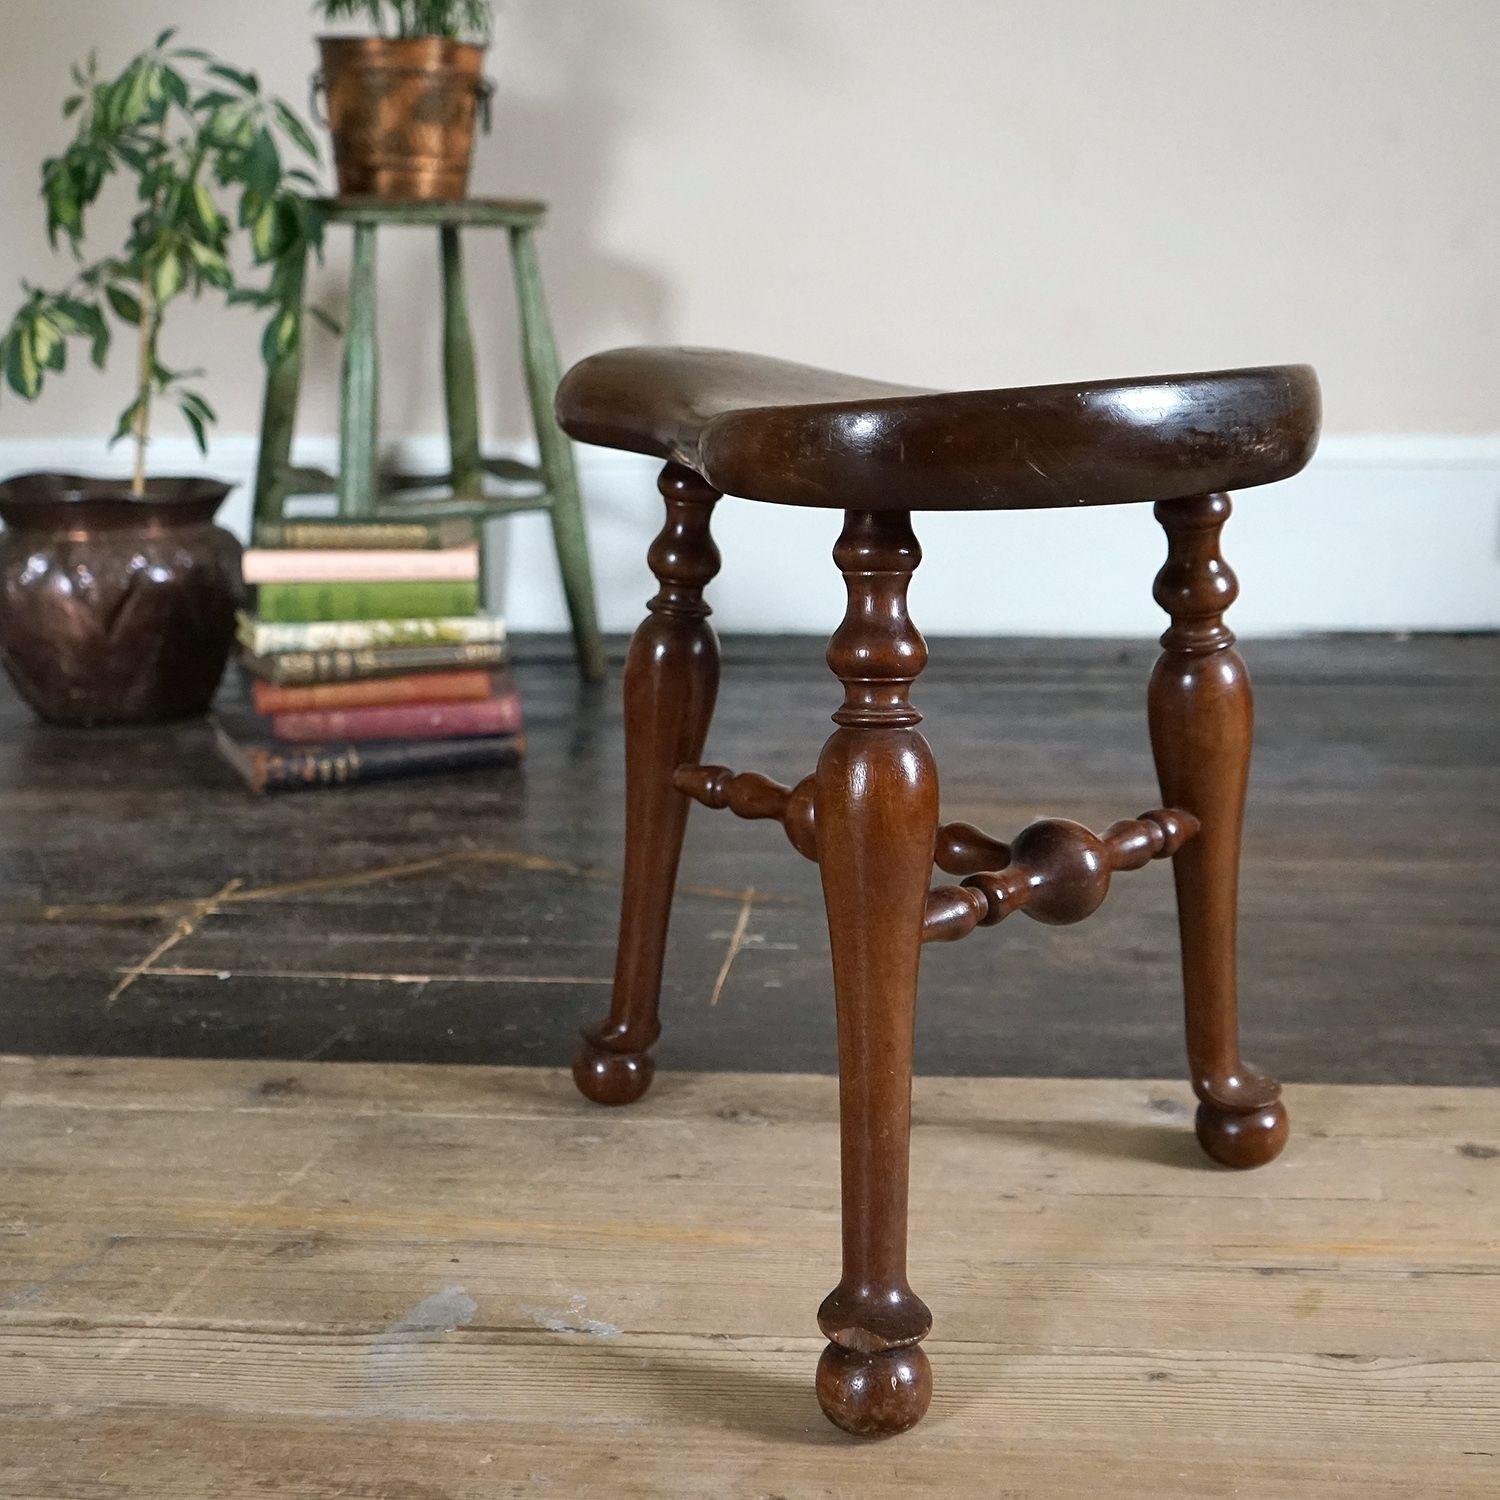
[253,518,476,550]
[240,640,509,685]
[254,579,480,623]
[236,612,506,654]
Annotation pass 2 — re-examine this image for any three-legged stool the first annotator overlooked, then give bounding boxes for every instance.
[252,197,605,681]
[554,347,1321,1436]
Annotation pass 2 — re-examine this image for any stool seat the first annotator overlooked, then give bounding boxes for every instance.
[556,346,1320,511]
[317,196,547,227]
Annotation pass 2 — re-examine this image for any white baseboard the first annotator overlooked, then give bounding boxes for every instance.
[2,432,1496,636]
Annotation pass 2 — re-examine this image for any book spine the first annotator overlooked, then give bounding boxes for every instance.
[239,640,509,684]
[251,669,499,714]
[237,614,507,652]
[252,520,474,550]
[271,692,524,744]
[255,580,480,623]
[243,546,479,584]
[223,730,525,794]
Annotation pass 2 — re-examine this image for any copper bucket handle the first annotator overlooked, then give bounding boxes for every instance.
[308,71,494,131]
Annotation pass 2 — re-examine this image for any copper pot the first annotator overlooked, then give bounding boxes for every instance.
[316,36,492,201]
[0,474,243,727]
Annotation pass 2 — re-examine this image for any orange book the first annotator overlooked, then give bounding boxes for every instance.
[251,670,495,715]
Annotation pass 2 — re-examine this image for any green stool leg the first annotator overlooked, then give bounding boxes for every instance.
[440,226,484,504]
[339,223,380,519]
[508,224,606,683]
[251,247,307,537]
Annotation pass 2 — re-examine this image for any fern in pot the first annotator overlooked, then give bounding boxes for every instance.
[0,31,323,726]
[314,1,496,201]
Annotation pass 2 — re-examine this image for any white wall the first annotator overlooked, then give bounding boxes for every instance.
[1,1,1497,633]
[6,431,1494,638]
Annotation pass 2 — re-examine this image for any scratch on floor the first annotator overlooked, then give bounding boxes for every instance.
[707,887,756,1007]
[34,845,796,931]
[223,846,786,908]
[137,965,612,987]
[37,898,185,922]
[86,1138,335,1387]
[300,1023,357,1062]
[227,847,572,904]
[105,877,243,1007]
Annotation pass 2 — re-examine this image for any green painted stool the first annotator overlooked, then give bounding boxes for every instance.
[252,197,606,682]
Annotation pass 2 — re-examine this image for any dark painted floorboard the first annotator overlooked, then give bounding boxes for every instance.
[0,633,1494,1085]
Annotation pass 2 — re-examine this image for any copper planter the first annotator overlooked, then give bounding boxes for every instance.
[0,474,243,727]
[317,36,491,201]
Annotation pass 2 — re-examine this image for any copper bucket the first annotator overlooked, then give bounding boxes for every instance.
[315,37,492,201]
[0,474,242,726]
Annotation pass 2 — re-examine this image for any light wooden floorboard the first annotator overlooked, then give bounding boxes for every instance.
[1,1055,1497,1497]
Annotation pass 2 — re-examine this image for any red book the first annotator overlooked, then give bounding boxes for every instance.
[251,669,496,715]
[271,691,523,744]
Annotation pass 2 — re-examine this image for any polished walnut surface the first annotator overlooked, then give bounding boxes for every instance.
[555,346,1320,511]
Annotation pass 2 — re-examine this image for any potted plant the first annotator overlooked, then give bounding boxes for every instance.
[314,0,495,201]
[0,30,324,726]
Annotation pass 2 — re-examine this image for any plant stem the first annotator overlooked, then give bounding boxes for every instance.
[132,277,154,497]
[132,111,173,498]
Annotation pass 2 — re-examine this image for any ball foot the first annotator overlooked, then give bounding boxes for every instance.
[816,1341,932,1437]
[572,1035,655,1106]
[1196,1098,1288,1169]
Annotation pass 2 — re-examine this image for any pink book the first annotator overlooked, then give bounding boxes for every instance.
[243,545,480,584]
[271,691,523,744]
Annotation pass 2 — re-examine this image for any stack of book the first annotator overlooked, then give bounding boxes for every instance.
[215,518,525,794]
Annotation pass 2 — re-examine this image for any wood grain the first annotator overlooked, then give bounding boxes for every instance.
[0,635,1494,1087]
[2,1056,1496,1496]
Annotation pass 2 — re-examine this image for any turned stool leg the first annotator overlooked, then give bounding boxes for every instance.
[1149,494,1287,1169]
[440,226,485,505]
[573,464,721,1105]
[251,244,307,536]
[510,224,607,683]
[338,222,380,519]
[814,510,937,1436]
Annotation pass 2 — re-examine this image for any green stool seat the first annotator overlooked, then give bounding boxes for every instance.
[252,197,606,682]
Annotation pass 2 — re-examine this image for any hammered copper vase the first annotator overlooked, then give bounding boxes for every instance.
[317,36,491,201]
[0,474,243,727]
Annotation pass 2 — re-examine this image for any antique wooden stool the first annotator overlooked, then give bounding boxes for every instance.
[252,197,605,681]
[554,347,1321,1436]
